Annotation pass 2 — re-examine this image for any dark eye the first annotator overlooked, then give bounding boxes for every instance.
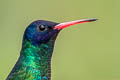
[38,24,47,32]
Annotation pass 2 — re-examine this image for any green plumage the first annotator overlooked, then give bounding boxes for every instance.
[7,39,55,80]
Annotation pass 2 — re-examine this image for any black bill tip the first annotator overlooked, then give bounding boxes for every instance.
[87,18,98,22]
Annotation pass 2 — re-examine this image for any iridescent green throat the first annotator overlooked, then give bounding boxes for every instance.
[7,39,55,80]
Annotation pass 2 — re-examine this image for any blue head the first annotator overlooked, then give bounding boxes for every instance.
[23,19,97,45]
[23,20,61,45]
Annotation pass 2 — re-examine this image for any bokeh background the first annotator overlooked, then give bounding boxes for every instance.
[0,0,120,80]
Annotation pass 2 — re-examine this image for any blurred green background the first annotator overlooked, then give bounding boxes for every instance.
[0,0,120,80]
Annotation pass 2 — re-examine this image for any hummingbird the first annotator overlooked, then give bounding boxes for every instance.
[6,18,97,80]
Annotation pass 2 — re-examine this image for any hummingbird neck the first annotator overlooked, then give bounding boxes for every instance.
[7,40,55,80]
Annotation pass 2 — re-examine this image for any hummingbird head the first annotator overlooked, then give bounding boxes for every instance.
[23,19,97,45]
[24,20,60,45]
